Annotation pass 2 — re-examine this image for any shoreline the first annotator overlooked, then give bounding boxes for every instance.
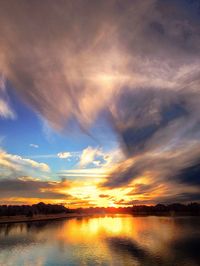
[0,212,199,225]
[0,213,87,224]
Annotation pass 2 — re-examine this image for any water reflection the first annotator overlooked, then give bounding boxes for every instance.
[0,215,199,266]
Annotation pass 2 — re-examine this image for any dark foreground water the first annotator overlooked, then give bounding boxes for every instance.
[0,215,199,266]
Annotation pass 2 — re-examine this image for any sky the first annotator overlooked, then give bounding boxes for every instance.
[0,0,200,207]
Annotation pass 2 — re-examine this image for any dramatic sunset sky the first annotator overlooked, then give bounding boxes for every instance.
[0,0,200,207]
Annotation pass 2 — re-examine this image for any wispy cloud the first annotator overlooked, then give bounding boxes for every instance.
[27,151,79,159]
[58,168,110,179]
[79,146,102,167]
[57,152,72,159]
[30,143,39,148]
[79,146,123,168]
[0,75,15,119]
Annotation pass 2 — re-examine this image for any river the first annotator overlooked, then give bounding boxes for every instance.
[0,215,199,266]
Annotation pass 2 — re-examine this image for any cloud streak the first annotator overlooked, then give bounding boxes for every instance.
[0,75,15,119]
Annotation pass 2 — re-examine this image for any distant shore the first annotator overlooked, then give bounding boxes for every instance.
[0,202,199,224]
[0,212,199,225]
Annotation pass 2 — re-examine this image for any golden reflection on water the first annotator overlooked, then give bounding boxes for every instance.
[57,215,178,250]
[0,215,199,266]
[58,215,132,242]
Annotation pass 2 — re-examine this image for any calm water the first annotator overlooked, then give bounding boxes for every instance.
[0,215,199,266]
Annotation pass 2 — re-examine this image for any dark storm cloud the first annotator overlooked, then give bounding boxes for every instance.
[114,192,200,206]
[150,192,200,204]
[112,88,188,156]
[175,161,200,186]
[102,139,200,188]
[102,160,140,188]
[0,178,71,200]
[127,183,156,196]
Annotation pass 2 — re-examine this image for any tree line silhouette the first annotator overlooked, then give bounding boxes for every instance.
[0,202,71,217]
[0,202,199,217]
[76,202,200,215]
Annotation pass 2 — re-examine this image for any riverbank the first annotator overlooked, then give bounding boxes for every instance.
[0,211,199,224]
[0,213,86,224]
